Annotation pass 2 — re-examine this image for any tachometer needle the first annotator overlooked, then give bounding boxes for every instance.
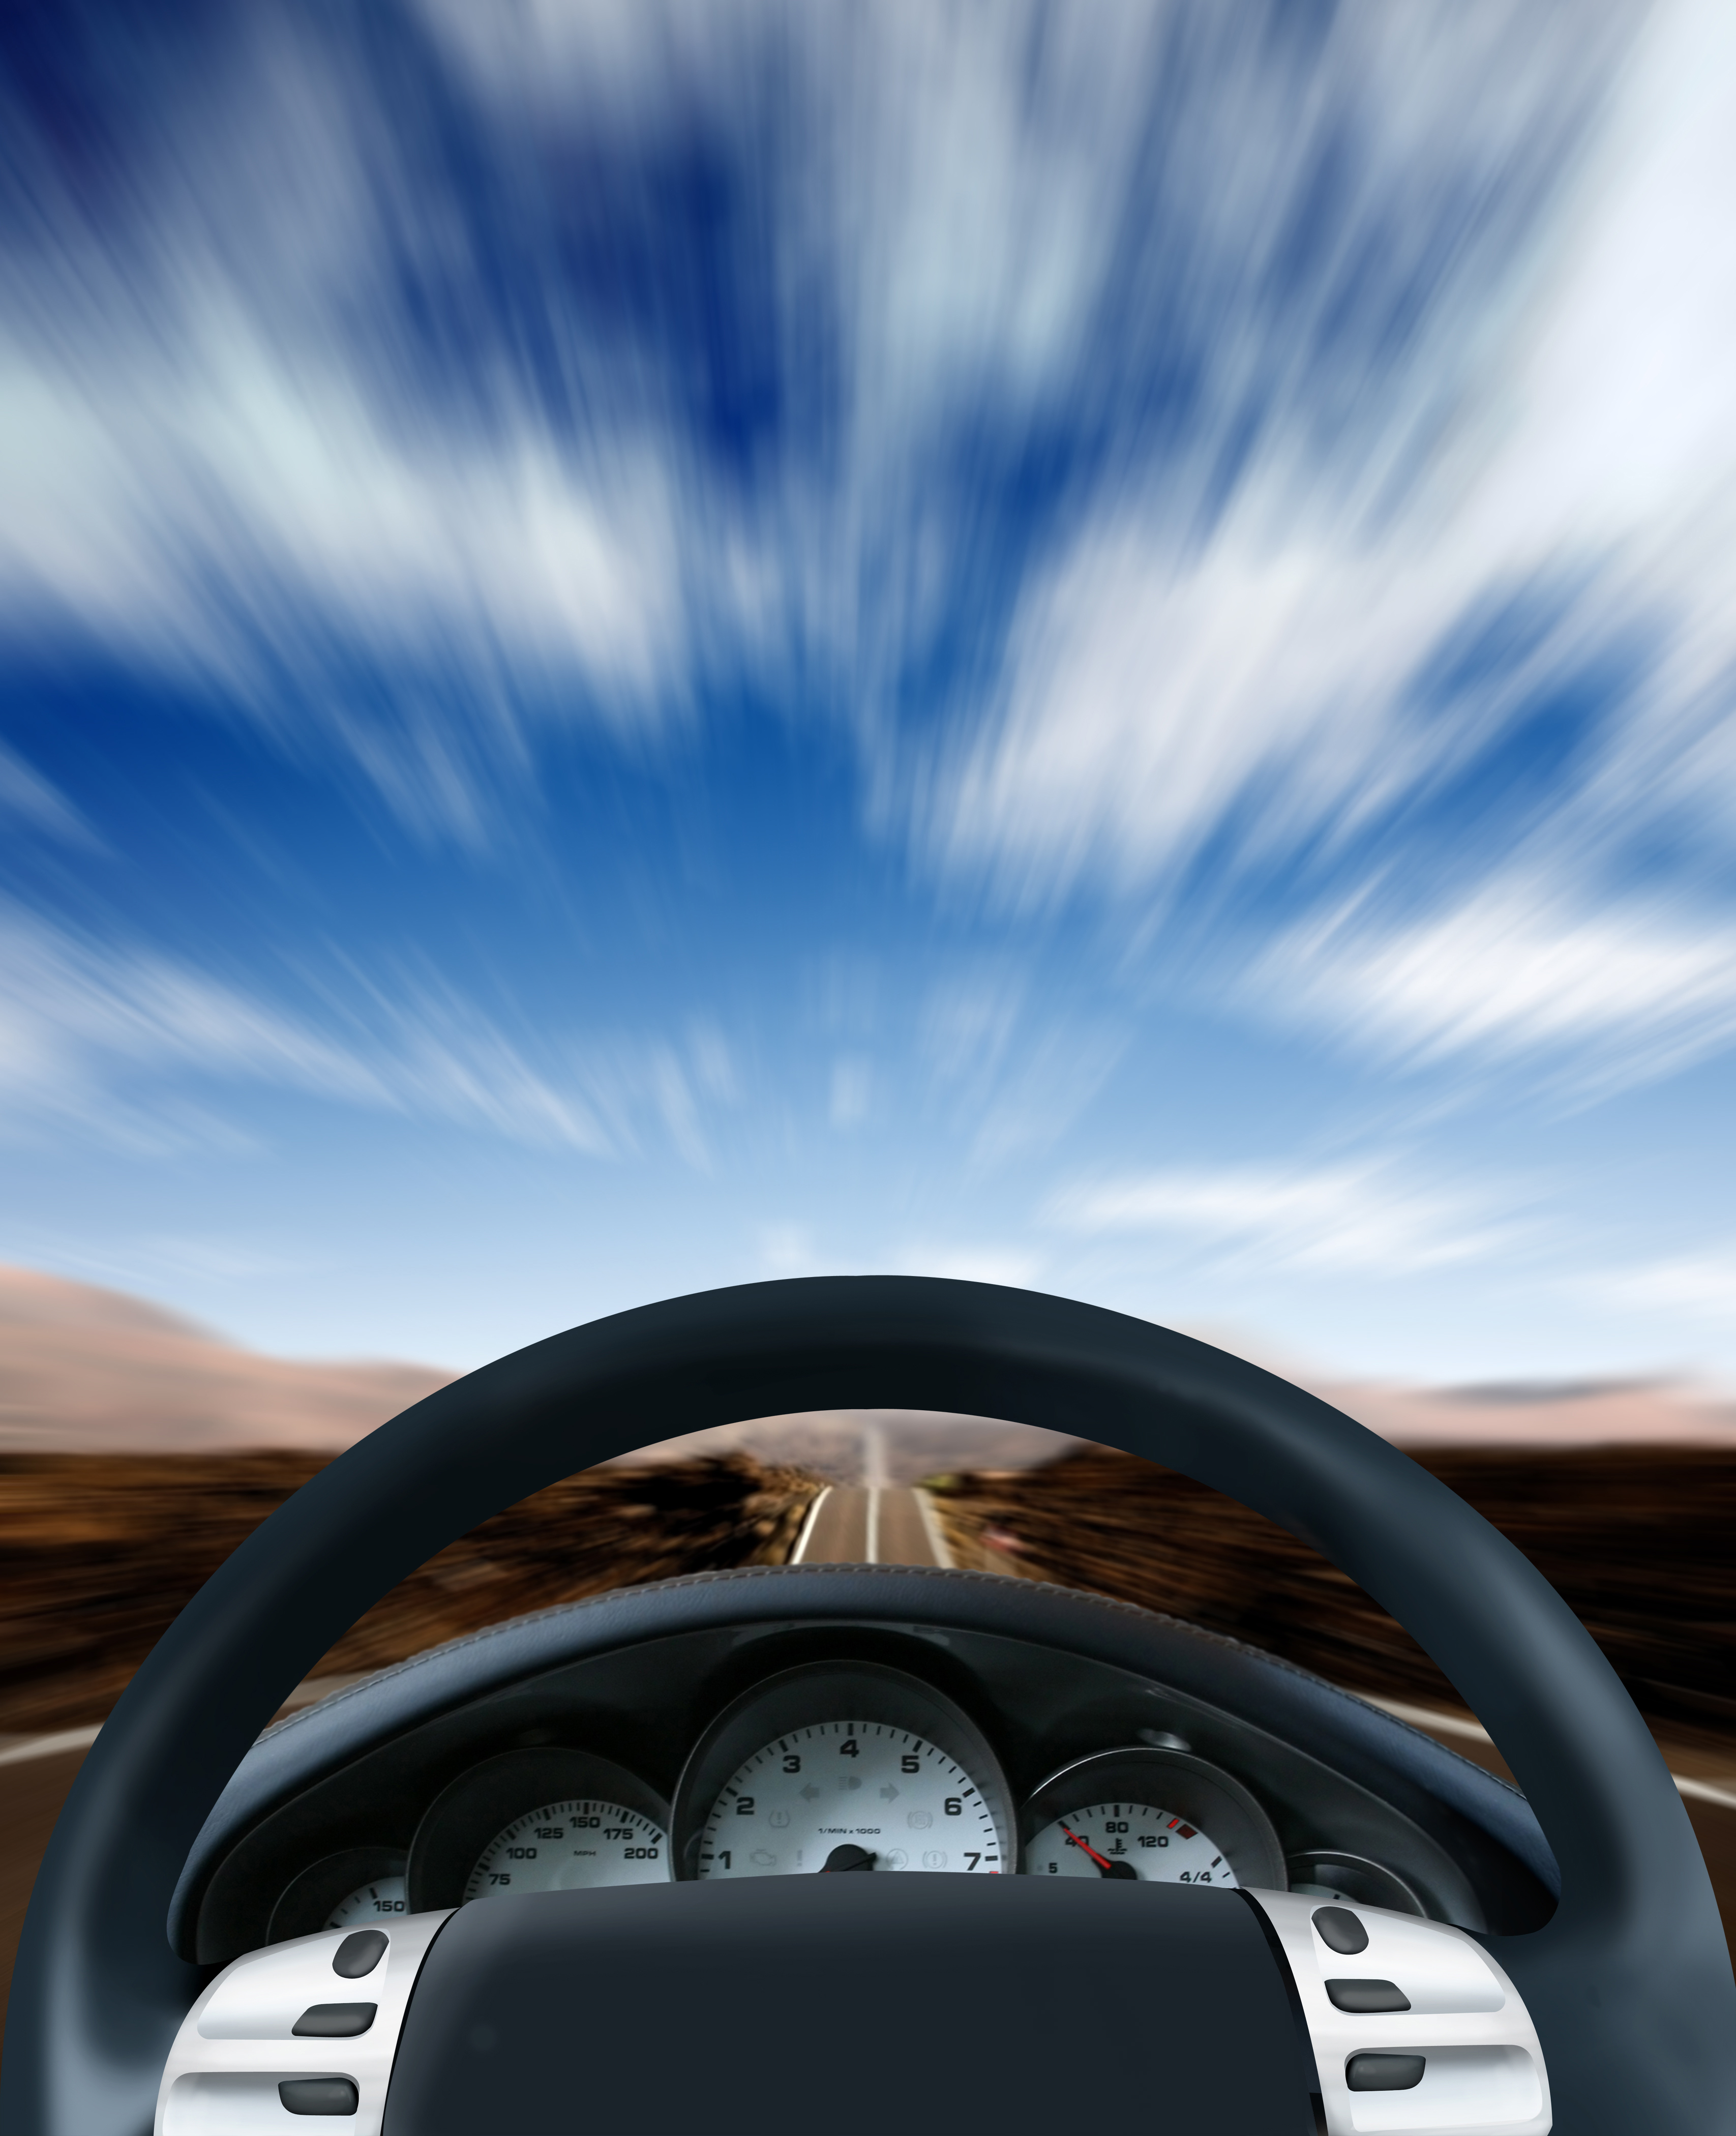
[1060,1824,1138,1880]
[820,1844,876,1872]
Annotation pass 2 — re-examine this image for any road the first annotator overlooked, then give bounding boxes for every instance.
[788,1484,952,1567]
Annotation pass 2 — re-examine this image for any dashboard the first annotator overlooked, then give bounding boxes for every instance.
[175,1563,1560,1969]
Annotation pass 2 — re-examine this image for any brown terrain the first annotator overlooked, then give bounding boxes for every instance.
[0,1451,824,1738]
[929,1444,1736,1745]
[2,1263,1732,2033]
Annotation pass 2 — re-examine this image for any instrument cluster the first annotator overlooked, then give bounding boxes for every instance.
[267,1655,1333,1935]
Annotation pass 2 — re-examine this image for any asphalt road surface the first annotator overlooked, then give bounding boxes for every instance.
[788,1484,951,1567]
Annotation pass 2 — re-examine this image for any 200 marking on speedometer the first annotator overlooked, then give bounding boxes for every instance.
[697,1722,1001,1876]
[464,1798,667,1900]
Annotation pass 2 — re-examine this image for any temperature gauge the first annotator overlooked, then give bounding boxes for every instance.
[1019,1747,1285,1890]
[1025,1799,1232,1883]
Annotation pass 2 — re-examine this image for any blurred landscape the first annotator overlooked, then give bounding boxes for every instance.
[2,1265,1733,2024]
[4,1265,1733,1740]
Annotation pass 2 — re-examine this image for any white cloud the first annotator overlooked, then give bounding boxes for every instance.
[892,1242,1044,1289]
[1048,1160,1531,1278]
[758,1222,819,1278]
[933,511,1465,908]
[1260,878,1736,1087]
[920,968,1027,1090]
[0,25,687,847]
[829,1055,873,1129]
[6,0,1733,1109]
[920,0,1736,1088]
[0,909,380,1142]
[1577,1251,1736,1322]
[0,742,99,847]
[0,903,733,1162]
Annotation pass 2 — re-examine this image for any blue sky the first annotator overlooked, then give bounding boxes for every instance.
[3,0,1735,1383]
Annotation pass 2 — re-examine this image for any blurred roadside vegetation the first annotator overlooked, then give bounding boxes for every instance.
[927,1445,1736,1752]
[2,1444,1731,1755]
[0,1454,823,1735]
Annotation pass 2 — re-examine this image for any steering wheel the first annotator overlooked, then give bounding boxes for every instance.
[4,1278,1732,2134]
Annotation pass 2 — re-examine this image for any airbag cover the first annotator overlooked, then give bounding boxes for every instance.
[382,1876,1315,2135]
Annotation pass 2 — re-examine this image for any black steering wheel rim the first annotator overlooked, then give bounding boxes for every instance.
[4,1275,1732,2134]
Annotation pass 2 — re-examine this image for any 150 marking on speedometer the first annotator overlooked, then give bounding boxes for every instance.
[464,1798,667,1900]
[698,1722,1002,1876]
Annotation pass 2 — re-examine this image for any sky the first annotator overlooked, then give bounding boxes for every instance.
[2,0,1735,1386]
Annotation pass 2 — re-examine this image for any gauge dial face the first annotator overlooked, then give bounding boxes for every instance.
[463,1798,668,1901]
[1025,1801,1236,1885]
[698,1721,1001,1877]
[323,1875,408,1930]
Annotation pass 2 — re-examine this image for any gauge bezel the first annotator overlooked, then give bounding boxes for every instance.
[670,1660,1016,1879]
[1285,1848,1425,1915]
[268,1845,407,1943]
[1020,1747,1286,1890]
[406,1747,670,1910]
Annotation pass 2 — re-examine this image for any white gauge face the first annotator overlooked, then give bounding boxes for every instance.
[1025,1801,1236,1885]
[324,1875,407,1930]
[697,1720,1003,1877]
[463,1798,668,1901]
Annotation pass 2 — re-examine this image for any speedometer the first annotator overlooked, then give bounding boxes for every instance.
[325,1873,408,1926]
[672,1661,1014,1878]
[408,1747,671,1910]
[464,1798,666,1899]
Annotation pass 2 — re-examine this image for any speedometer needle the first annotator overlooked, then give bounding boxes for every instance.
[1060,1824,1138,1880]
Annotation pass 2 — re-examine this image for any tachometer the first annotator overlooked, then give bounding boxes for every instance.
[407,1747,670,1910]
[1019,1748,1285,1891]
[673,1662,1014,1878]
[699,1720,999,1876]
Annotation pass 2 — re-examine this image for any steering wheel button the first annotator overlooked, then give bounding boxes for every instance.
[1345,2053,1426,2093]
[332,1929,388,1977]
[279,2077,361,2115]
[1310,1904,1368,1953]
[292,2002,377,2036]
[1325,1978,1410,2012]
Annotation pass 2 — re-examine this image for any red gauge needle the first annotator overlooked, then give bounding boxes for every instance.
[1060,1824,1139,1880]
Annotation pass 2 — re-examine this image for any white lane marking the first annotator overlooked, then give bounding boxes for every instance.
[788,1486,832,1565]
[0,1724,102,1767]
[1356,1690,1736,1812]
[864,1486,881,1565]
[914,1487,954,1568]
[1678,1776,1736,1811]
[0,1674,380,1769]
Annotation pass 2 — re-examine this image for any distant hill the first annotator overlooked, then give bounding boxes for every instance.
[2,1264,1732,1458]
[0,1267,454,1452]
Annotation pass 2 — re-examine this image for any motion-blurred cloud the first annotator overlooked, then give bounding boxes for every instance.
[2,0,1733,1386]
